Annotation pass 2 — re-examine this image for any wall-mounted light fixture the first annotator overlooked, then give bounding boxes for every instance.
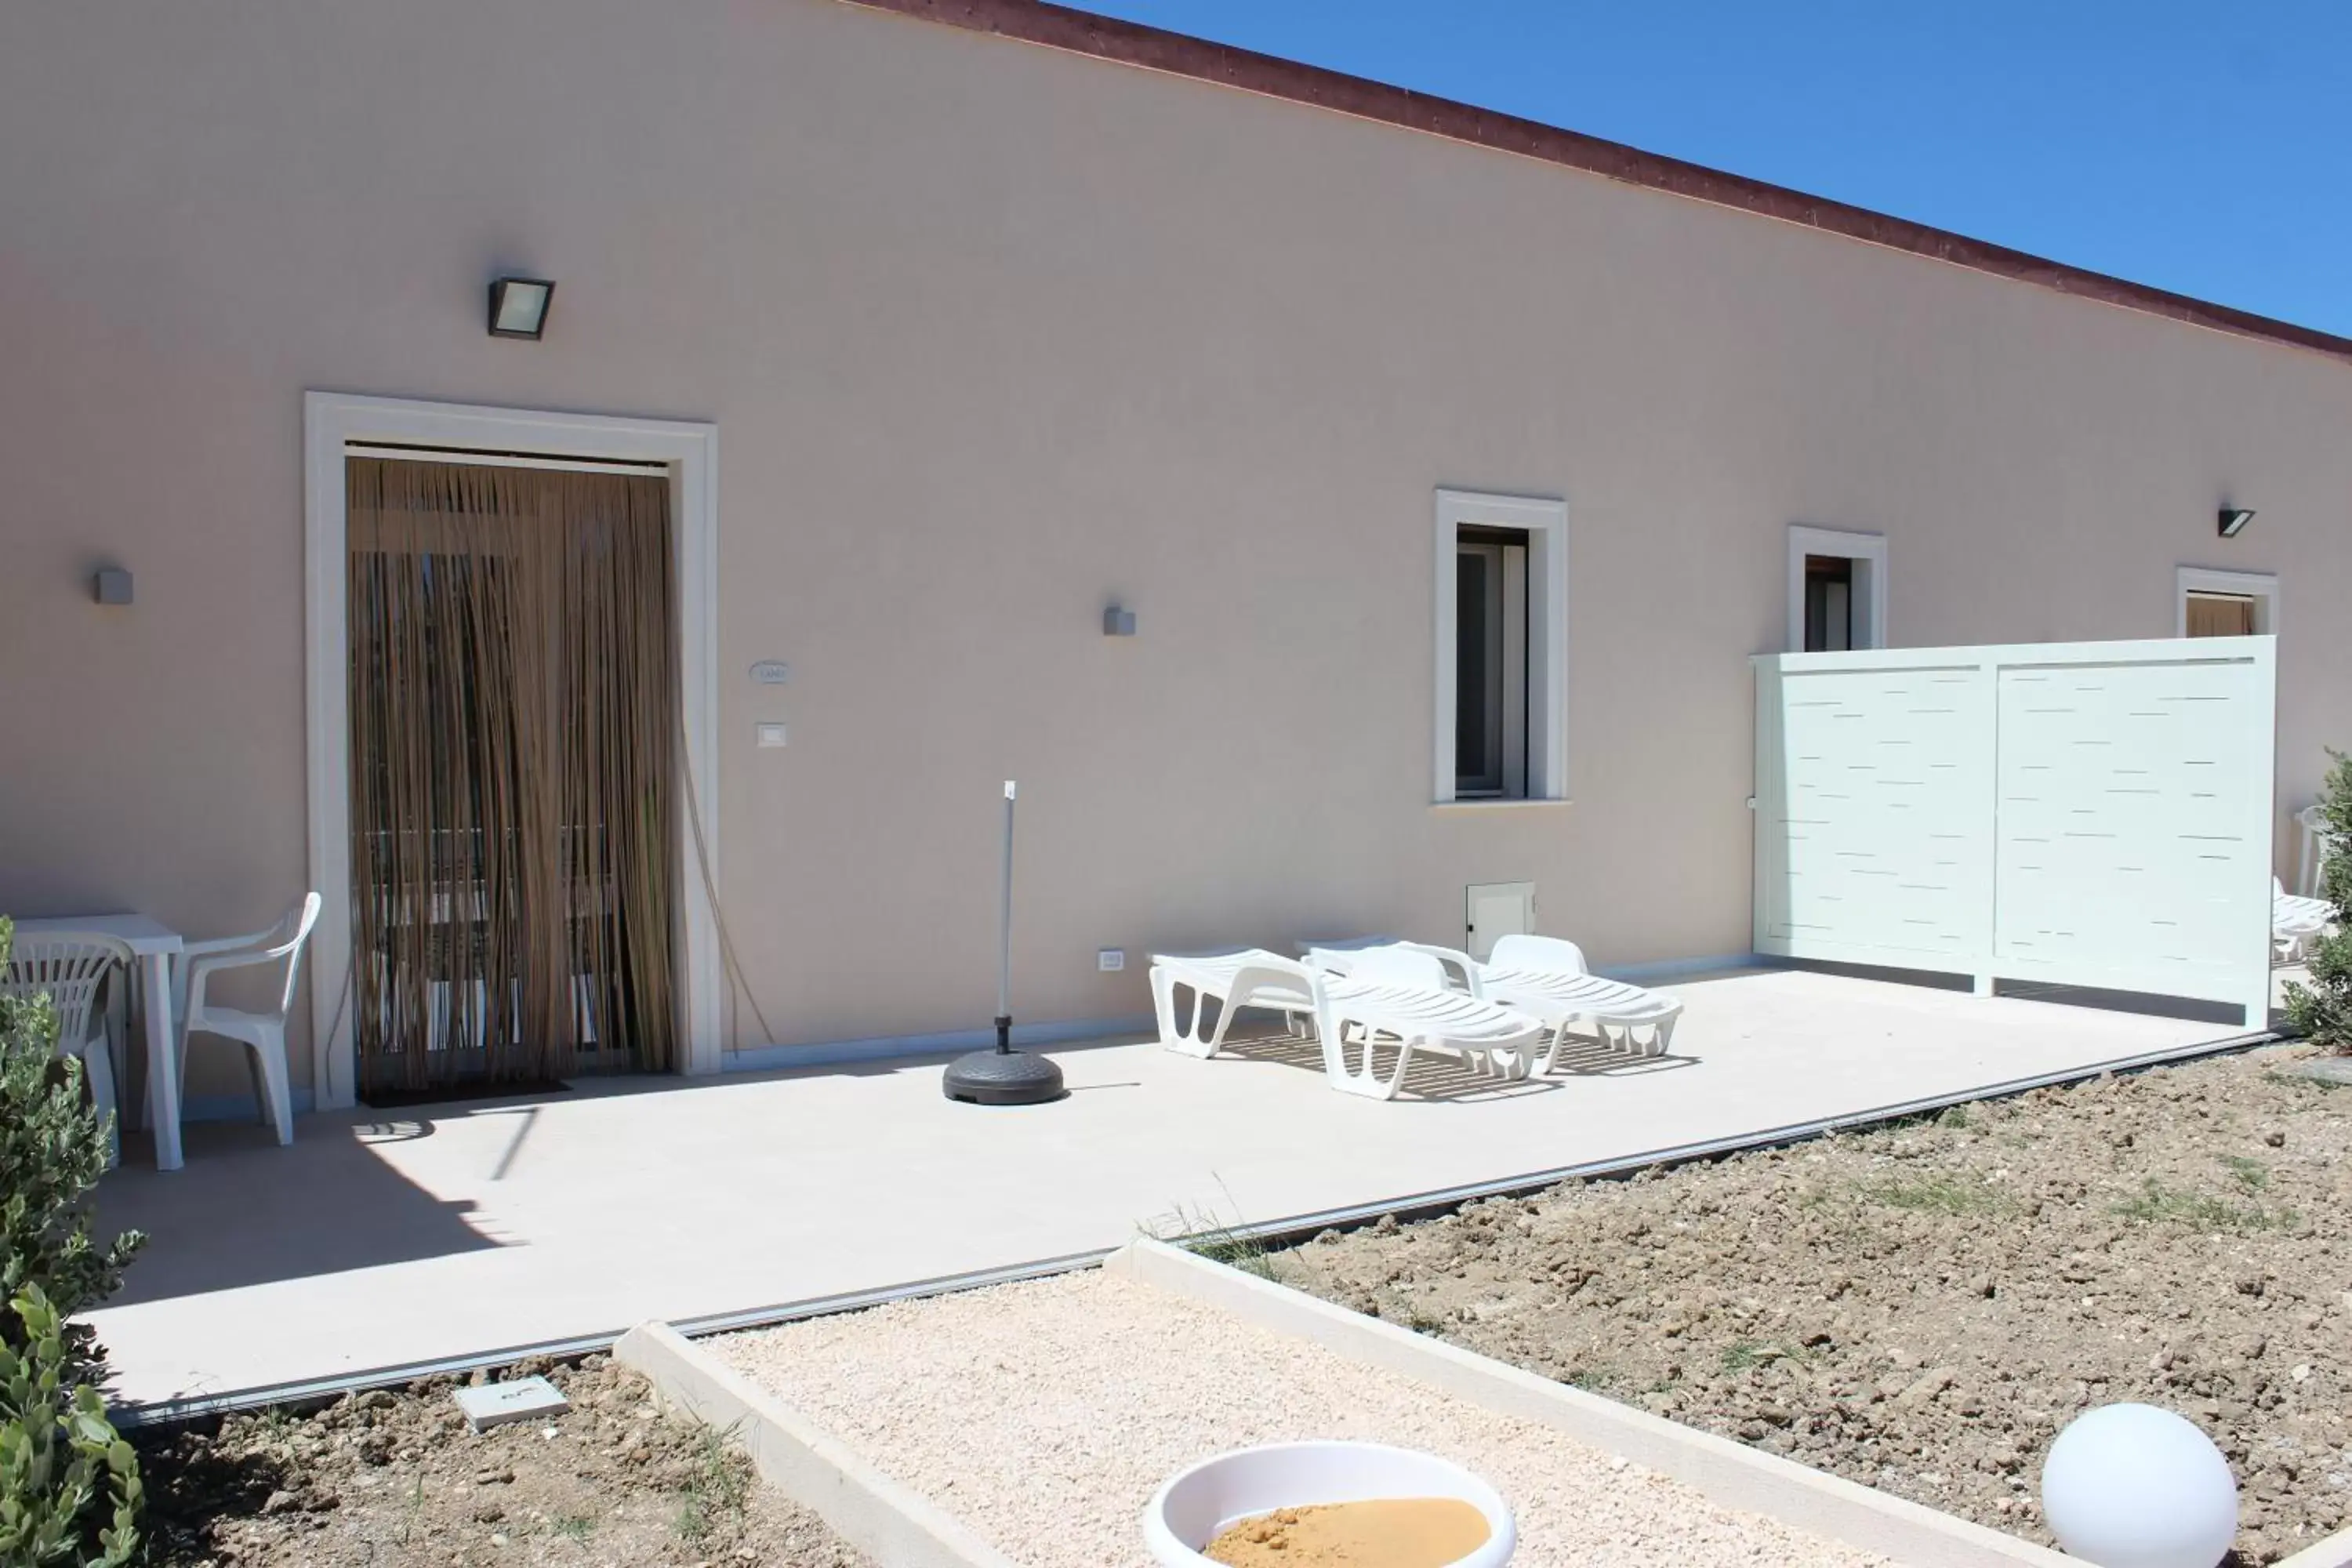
[92,568,132,605]
[2218,506,2256,539]
[488,277,556,340]
[1102,604,1138,637]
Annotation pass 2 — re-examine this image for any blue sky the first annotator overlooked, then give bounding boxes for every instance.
[1067,2,2352,337]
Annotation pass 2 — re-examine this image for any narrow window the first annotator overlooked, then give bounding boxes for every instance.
[1433,490,1566,804]
[2183,591,2256,637]
[1786,526,1886,652]
[1454,527,1529,797]
[2175,568,2278,639]
[1803,555,1855,652]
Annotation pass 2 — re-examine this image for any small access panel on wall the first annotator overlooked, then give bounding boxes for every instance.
[1466,882,1535,963]
[1752,636,2276,1025]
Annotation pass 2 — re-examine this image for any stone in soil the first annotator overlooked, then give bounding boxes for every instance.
[1278,1044,2352,1567]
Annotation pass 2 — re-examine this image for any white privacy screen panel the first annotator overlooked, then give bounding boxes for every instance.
[1754,637,2275,1024]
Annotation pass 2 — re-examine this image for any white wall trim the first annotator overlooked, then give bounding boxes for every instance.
[1432,488,1569,804]
[1787,524,1888,652]
[303,391,724,1109]
[2176,565,2279,637]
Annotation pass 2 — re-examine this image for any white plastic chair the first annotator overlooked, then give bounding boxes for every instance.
[176,893,322,1145]
[2,931,134,1167]
[2296,804,2340,899]
[1409,932,1685,1068]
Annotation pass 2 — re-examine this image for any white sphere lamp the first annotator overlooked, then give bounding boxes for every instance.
[2041,1403,2238,1568]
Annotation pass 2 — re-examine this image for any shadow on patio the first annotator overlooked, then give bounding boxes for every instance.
[101,1114,499,1308]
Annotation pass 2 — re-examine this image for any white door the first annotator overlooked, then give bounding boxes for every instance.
[1465,882,1535,962]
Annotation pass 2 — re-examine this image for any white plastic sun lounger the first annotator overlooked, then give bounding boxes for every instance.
[1151,947,1548,1100]
[1399,934,1684,1070]
[1306,946,1550,1096]
[2277,877,2334,964]
[1150,949,1320,1058]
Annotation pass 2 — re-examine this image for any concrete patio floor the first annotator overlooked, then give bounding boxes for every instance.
[89,964,2265,1410]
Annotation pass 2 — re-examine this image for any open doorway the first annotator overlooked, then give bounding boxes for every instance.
[305,394,721,1112]
[346,455,681,1099]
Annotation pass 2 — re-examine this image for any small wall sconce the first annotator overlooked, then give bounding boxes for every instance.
[93,568,132,605]
[1102,604,1138,637]
[2218,507,2256,539]
[488,277,556,340]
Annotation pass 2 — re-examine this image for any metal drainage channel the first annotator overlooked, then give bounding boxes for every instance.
[114,1024,2281,1431]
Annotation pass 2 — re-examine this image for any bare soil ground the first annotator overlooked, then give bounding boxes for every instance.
[1276,1045,2352,1566]
[135,1356,869,1568]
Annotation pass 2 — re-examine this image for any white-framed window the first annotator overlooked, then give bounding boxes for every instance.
[1788,525,1887,652]
[1433,489,1567,804]
[2177,565,2278,638]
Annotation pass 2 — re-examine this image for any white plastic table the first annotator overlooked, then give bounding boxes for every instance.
[13,914,185,1171]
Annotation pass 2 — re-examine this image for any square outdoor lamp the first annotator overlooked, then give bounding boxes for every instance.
[487,277,555,340]
[2218,507,2256,539]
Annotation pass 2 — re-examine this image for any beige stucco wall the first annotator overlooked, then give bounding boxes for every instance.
[3,0,2347,1096]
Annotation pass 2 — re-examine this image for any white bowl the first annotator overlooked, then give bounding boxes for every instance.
[1143,1440,1516,1567]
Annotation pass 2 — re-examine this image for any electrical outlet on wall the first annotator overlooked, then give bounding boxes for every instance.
[755,722,788,749]
[1097,949,1125,972]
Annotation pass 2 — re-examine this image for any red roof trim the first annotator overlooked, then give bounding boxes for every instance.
[844,0,2352,368]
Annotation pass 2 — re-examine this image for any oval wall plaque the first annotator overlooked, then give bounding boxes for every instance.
[749,661,791,685]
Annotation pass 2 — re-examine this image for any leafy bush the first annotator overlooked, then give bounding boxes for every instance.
[0,1287,141,1566]
[0,916,146,1564]
[0,921,143,1374]
[2285,753,2352,1052]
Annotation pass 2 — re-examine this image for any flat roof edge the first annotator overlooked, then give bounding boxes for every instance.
[841,0,2352,369]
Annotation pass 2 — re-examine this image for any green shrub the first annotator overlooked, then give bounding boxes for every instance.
[0,920,143,1374]
[0,916,146,1565]
[0,1286,141,1567]
[2285,753,2352,1052]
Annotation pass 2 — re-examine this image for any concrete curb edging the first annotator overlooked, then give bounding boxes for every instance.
[2275,1527,2352,1568]
[612,1321,1017,1568]
[1106,1238,2071,1568]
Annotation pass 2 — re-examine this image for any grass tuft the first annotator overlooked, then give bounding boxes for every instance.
[2111,1178,2291,1234]
[1860,1172,2010,1217]
[674,1425,753,1545]
[2219,1154,2270,1191]
[1157,1180,1283,1281]
[1720,1340,1809,1374]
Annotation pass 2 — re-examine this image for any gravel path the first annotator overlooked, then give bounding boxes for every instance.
[715,1269,1893,1568]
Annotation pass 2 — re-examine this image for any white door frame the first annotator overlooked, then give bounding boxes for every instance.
[303,391,723,1109]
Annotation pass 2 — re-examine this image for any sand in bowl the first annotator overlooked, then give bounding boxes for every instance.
[1203,1497,1491,1567]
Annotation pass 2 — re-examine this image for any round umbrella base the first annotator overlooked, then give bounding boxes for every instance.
[942,1048,1066,1106]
